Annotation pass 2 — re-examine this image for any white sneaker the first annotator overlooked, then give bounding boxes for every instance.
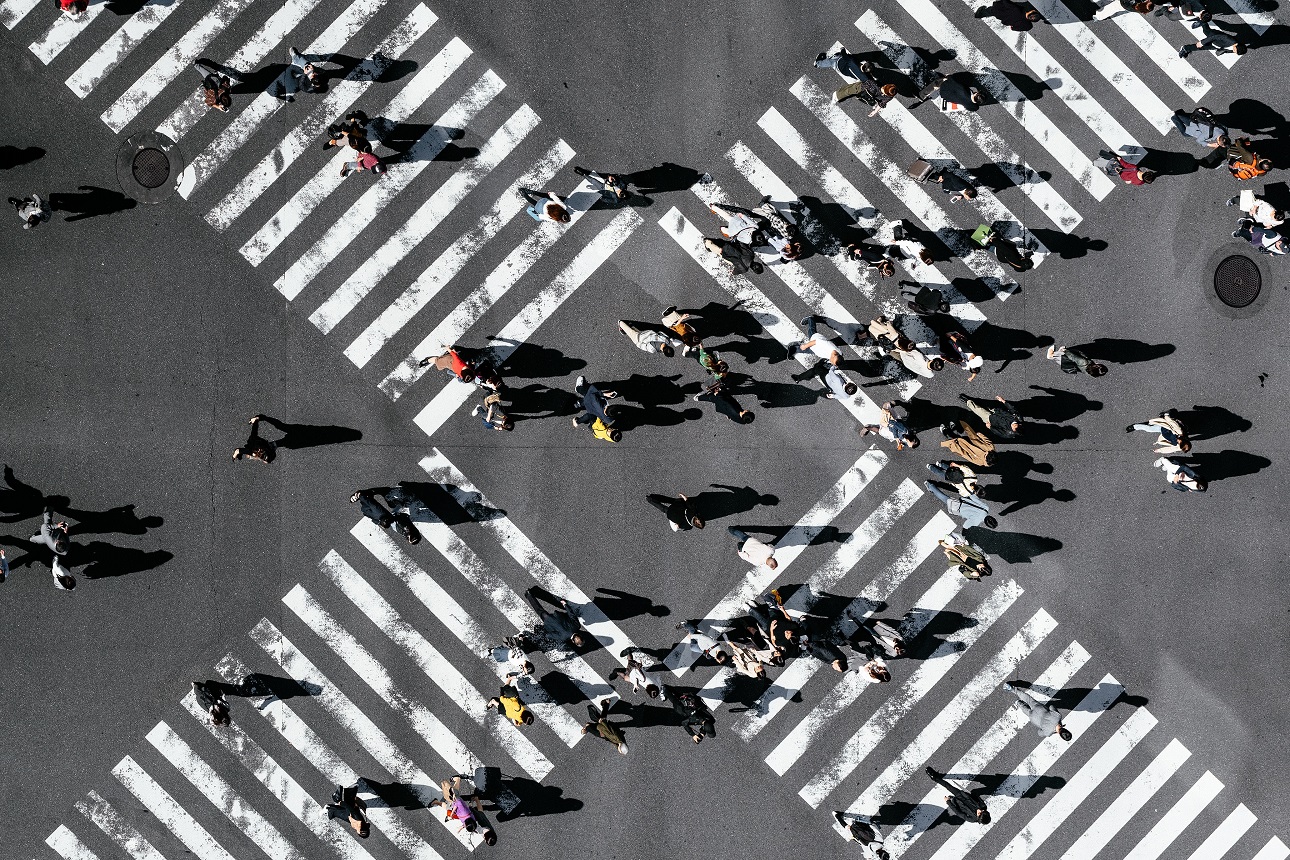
[471,405,484,417]
[670,521,680,532]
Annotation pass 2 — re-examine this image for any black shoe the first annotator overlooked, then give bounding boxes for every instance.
[958,393,971,403]
[1126,425,1136,432]
[1226,195,1240,206]
[833,811,848,828]
[940,423,955,437]
[573,165,589,176]
[814,51,828,63]
[1233,230,1246,239]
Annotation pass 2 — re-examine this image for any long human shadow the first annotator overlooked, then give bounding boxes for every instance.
[965,530,1062,563]
[1175,404,1252,440]
[1010,422,1080,446]
[615,700,680,729]
[621,162,704,196]
[64,504,163,537]
[739,375,821,409]
[799,194,876,248]
[1212,97,1290,138]
[593,587,670,621]
[503,383,576,422]
[376,124,476,161]
[0,145,45,170]
[965,322,1054,365]
[1026,229,1108,259]
[965,162,1052,193]
[686,484,779,521]
[79,542,173,579]
[1185,450,1272,483]
[49,186,137,222]
[254,416,362,450]
[361,779,433,811]
[602,373,689,407]
[1011,385,1102,423]
[1138,148,1200,177]
[608,403,702,432]
[386,481,504,527]
[492,774,582,821]
[1,465,68,523]
[986,476,1075,517]
[491,336,586,379]
[226,672,321,700]
[1047,679,1149,713]
[1073,337,1175,364]
[976,773,1066,799]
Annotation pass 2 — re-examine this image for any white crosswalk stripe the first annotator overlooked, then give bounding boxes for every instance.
[1183,804,1257,860]
[0,0,42,29]
[1106,9,1211,99]
[66,0,186,98]
[75,791,167,860]
[31,3,107,65]
[46,825,103,860]
[111,756,237,860]
[1122,771,1224,860]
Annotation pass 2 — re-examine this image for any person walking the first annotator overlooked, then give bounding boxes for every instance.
[674,620,729,672]
[939,533,993,580]
[982,229,1035,271]
[913,71,982,110]
[323,110,370,152]
[927,460,980,496]
[1094,0,1155,20]
[520,188,570,223]
[925,767,990,823]
[961,394,1023,439]
[846,242,897,277]
[1004,680,1073,740]
[889,341,944,379]
[925,481,998,528]
[671,689,716,743]
[1227,190,1284,229]
[813,46,897,116]
[30,508,75,590]
[608,648,666,698]
[57,0,88,16]
[847,614,906,658]
[281,46,328,101]
[931,168,978,202]
[1154,456,1207,492]
[1045,344,1108,377]
[645,493,704,531]
[1154,0,1209,19]
[900,280,951,315]
[1094,150,1157,185]
[367,484,423,546]
[10,194,50,229]
[863,315,908,349]
[1179,18,1246,57]
[582,698,629,754]
[728,527,778,569]
[860,400,920,451]
[1127,410,1191,454]
[418,345,477,382]
[693,381,755,423]
[940,420,996,467]
[572,375,617,429]
[800,314,868,348]
[1232,218,1288,255]
[193,59,235,113]
[325,783,371,838]
[661,306,703,352]
[572,165,633,203]
[471,393,513,432]
[0,549,8,585]
[1227,137,1273,182]
[833,812,891,859]
[434,774,495,843]
[486,674,534,727]
[746,594,803,659]
[350,488,396,529]
[975,0,1042,29]
[339,147,384,178]
[522,586,588,648]
[703,236,763,275]
[192,681,232,726]
[619,319,682,356]
[1171,107,1230,169]
[942,331,984,381]
[231,414,279,463]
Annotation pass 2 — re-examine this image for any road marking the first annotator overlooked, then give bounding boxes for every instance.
[46,825,102,860]
[0,0,42,30]
[1252,837,1290,860]
[111,756,236,860]
[1107,8,1211,100]
[1182,804,1257,860]
[30,3,106,65]
[1123,771,1224,860]
[76,791,166,860]
[66,0,185,98]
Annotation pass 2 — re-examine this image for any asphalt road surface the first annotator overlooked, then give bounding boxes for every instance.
[1,1,1287,859]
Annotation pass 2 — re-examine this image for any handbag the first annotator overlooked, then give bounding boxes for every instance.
[908,159,934,182]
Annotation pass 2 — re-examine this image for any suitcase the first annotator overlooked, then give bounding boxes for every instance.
[908,159,934,182]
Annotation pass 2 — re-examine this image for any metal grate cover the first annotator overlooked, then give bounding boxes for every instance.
[131,148,171,189]
[1214,255,1261,308]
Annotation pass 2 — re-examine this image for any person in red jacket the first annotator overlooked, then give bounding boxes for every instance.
[1095,150,1156,185]
[419,346,476,381]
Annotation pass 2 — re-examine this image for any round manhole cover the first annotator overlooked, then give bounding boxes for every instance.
[132,148,171,188]
[1214,255,1261,308]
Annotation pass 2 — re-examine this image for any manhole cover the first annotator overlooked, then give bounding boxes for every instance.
[1214,255,1261,308]
[132,148,171,188]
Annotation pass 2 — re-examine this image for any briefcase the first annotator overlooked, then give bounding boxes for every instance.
[908,159,934,182]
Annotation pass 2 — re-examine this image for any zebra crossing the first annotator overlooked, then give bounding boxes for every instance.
[1,0,640,444]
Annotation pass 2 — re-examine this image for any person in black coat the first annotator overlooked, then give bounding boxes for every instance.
[926,767,990,823]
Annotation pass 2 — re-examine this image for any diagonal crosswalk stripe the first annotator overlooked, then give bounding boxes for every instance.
[178,690,380,860]
[147,720,309,860]
[30,3,107,64]
[1107,9,1210,100]
[0,0,42,30]
[1252,837,1290,860]
[255,66,500,279]
[766,566,968,776]
[46,825,102,860]
[205,6,442,231]
[924,674,1125,860]
[211,653,446,860]
[1056,737,1191,860]
[76,791,166,860]
[353,517,590,745]
[1122,771,1224,860]
[409,207,641,435]
[111,755,236,860]
[157,0,326,141]
[1182,804,1257,860]
[178,0,392,197]
[65,0,184,98]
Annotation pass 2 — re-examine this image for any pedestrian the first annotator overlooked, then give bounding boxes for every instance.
[912,71,982,110]
[939,533,993,580]
[1154,0,1210,19]
[703,235,763,274]
[417,345,476,382]
[900,280,951,315]
[940,420,997,467]
[619,319,681,356]
[927,460,980,496]
[925,767,990,823]
[486,674,535,726]
[813,46,897,117]
[889,340,944,379]
[925,480,998,529]
[572,165,632,203]
[56,0,88,16]
[231,414,278,463]
[582,698,629,754]
[1094,150,1156,185]
[833,812,891,859]
[1226,137,1273,182]
[727,526,778,569]
[522,586,588,648]
[709,202,764,245]
[974,0,1042,29]
[1003,680,1073,740]
[794,332,856,400]
[1127,410,1191,454]
[860,400,920,451]
[846,242,897,277]
[931,168,978,202]
[746,593,803,659]
[1045,344,1108,377]
[192,681,231,726]
[661,306,703,352]
[693,381,755,423]
[520,187,570,223]
[429,787,479,836]
[436,775,494,843]
[847,613,906,658]
[751,198,806,261]
[325,783,371,838]
[571,375,617,429]
[981,228,1034,271]
[609,648,667,698]
[674,620,730,671]
[645,493,704,531]
[800,314,868,349]
[960,393,1023,438]
[863,315,908,349]
[193,59,234,113]
[1227,190,1283,229]
[1171,107,1229,169]
[29,511,76,591]
[1154,456,1207,492]
[10,194,50,229]
[942,331,984,381]
[471,393,513,432]
[672,690,716,743]
[696,344,729,382]
[1094,0,1155,19]
[350,488,395,529]
[281,46,328,101]
[323,110,369,151]
[369,484,424,546]
[801,617,849,672]
[719,635,769,678]
[495,635,535,679]
[1232,219,1288,255]
[1179,19,1246,57]
[339,148,384,178]
[0,549,8,584]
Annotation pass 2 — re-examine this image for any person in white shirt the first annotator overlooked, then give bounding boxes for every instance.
[727,527,778,569]
[833,811,891,859]
[1154,457,1207,492]
[1227,190,1283,228]
[619,320,683,357]
[10,193,50,229]
[609,648,667,699]
[519,188,570,222]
